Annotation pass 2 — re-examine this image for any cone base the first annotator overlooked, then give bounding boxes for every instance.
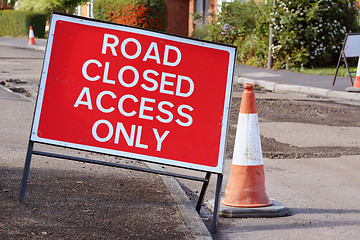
[346,86,360,92]
[208,199,289,218]
[221,199,272,208]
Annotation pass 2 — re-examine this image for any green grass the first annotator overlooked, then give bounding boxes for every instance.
[295,66,357,77]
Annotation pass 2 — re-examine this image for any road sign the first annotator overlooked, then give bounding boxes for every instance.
[31,13,236,173]
[333,33,360,86]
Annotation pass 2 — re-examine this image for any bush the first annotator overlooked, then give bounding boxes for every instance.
[0,10,47,37]
[93,0,167,31]
[207,1,272,67]
[272,0,360,69]
[208,0,360,69]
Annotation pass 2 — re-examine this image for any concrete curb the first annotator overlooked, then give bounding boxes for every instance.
[0,41,46,52]
[237,77,360,102]
[0,37,46,52]
[145,163,213,240]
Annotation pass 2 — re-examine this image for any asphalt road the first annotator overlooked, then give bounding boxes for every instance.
[1,45,360,239]
[166,90,360,240]
[0,45,44,100]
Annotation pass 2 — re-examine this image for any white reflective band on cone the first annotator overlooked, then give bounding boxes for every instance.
[232,113,263,166]
[29,30,34,38]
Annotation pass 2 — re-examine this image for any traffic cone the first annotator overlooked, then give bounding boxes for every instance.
[353,56,360,88]
[207,83,288,217]
[221,83,272,207]
[346,56,360,92]
[28,26,36,45]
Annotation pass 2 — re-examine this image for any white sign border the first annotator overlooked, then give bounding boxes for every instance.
[30,12,236,174]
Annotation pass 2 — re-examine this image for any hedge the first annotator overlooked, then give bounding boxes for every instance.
[0,10,47,38]
[93,0,168,32]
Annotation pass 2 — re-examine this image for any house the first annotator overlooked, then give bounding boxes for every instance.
[77,0,227,37]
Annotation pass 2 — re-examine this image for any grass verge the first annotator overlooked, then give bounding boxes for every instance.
[295,66,357,77]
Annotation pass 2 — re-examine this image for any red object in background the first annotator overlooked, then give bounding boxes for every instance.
[28,26,36,45]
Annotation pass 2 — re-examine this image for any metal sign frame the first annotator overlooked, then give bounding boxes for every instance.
[30,12,235,174]
[20,12,236,233]
[333,33,360,86]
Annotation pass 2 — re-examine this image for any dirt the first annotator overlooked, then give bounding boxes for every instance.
[225,85,360,160]
[1,78,31,97]
[1,160,192,240]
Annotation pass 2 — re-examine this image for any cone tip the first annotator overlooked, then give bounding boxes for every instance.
[244,83,254,90]
[240,83,257,114]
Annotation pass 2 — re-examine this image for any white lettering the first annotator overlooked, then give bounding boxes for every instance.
[82,59,102,81]
[114,122,135,146]
[156,101,174,123]
[96,91,116,113]
[141,69,159,91]
[142,42,161,64]
[92,119,113,142]
[103,62,116,84]
[121,38,141,59]
[163,45,181,67]
[135,126,148,149]
[176,75,194,97]
[139,97,155,120]
[74,87,93,110]
[153,129,170,151]
[176,105,193,127]
[102,34,119,56]
[118,94,138,117]
[160,72,175,95]
[118,66,139,88]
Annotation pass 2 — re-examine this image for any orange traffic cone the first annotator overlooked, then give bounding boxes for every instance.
[221,83,272,208]
[28,26,36,45]
[353,56,360,88]
[346,56,360,92]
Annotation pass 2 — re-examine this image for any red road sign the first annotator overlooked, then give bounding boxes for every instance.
[31,13,236,173]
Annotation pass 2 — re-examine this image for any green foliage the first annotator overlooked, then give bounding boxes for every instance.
[93,0,167,31]
[193,22,209,39]
[296,66,356,76]
[16,0,89,15]
[273,0,360,69]
[0,10,47,37]
[208,0,360,69]
[207,0,272,67]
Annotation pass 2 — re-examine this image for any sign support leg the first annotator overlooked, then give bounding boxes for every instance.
[333,53,343,85]
[343,54,354,85]
[19,141,34,203]
[211,173,223,234]
[196,172,211,212]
